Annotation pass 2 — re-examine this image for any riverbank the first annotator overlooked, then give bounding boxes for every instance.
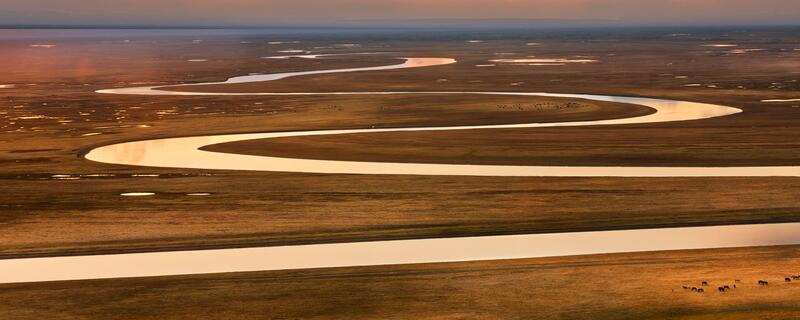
[2,30,800,258]
[3,245,800,319]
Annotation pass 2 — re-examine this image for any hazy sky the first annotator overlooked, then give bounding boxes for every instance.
[2,0,799,26]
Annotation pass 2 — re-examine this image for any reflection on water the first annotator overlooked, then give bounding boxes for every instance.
[96,57,456,95]
[81,92,794,177]
[3,222,800,284]
[120,192,155,196]
[490,58,597,63]
[762,98,800,102]
[262,52,385,59]
[87,56,800,177]
[36,55,793,284]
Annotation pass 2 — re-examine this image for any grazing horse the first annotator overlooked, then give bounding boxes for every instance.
[786,277,792,282]
[701,281,709,286]
[697,288,705,293]
[758,280,769,286]
[723,285,731,290]
[718,287,726,292]
[692,287,698,292]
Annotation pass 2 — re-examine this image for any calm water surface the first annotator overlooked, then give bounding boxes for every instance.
[3,222,800,284]
[86,57,795,177]
[9,55,790,284]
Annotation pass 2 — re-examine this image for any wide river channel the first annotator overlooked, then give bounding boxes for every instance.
[2,56,797,284]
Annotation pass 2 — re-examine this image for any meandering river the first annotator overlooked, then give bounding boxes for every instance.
[85,57,797,177]
[2,56,796,284]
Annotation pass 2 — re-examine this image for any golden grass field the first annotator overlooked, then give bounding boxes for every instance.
[1,27,799,318]
[3,246,800,319]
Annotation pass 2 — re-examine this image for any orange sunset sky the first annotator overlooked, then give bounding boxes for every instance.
[1,0,799,26]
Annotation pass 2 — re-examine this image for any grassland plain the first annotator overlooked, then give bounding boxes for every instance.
[1,27,799,318]
[1,29,798,257]
[2,246,800,319]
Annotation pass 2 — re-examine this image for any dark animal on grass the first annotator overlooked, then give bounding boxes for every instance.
[786,278,792,283]
[759,280,769,286]
[701,281,709,286]
[718,287,726,292]
[724,285,731,290]
[692,287,698,292]
[697,288,705,293]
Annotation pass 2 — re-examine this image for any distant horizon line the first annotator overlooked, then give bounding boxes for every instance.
[2,22,800,30]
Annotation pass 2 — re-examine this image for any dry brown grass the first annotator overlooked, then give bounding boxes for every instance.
[3,246,800,319]
[2,27,800,319]
[1,31,800,258]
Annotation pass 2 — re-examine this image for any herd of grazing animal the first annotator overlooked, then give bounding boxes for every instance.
[682,276,800,294]
[682,281,734,294]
